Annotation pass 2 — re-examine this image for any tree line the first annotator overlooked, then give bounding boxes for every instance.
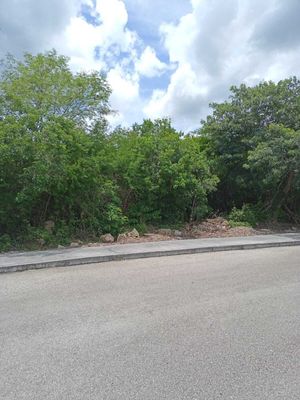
[0,51,299,250]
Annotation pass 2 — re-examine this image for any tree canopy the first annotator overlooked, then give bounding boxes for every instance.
[0,50,111,130]
[202,78,300,219]
[0,51,299,250]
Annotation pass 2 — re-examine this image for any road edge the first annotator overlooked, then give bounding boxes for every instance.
[1,239,300,273]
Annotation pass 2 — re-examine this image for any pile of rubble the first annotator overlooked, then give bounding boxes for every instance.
[34,217,299,251]
[186,217,256,238]
[100,228,140,244]
[91,218,257,247]
[56,218,261,250]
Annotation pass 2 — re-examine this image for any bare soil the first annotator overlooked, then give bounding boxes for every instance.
[87,217,300,248]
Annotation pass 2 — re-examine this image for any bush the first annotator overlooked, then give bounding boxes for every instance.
[228,204,261,227]
[53,222,72,246]
[102,205,128,237]
[228,220,252,228]
[26,227,55,246]
[0,234,12,252]
[132,222,148,235]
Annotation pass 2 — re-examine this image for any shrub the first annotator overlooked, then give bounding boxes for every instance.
[0,234,12,252]
[102,205,128,237]
[228,204,261,227]
[132,222,148,235]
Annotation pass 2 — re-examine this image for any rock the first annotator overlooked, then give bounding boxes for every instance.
[70,242,80,248]
[173,230,182,237]
[37,238,45,246]
[117,233,127,243]
[157,228,172,236]
[100,233,114,243]
[57,245,65,249]
[127,228,139,238]
[44,220,55,233]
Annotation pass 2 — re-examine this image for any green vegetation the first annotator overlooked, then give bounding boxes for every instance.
[228,205,263,228]
[0,51,299,250]
[202,79,300,221]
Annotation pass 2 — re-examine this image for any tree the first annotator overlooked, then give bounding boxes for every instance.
[109,119,218,224]
[0,51,117,243]
[245,125,300,221]
[202,77,300,218]
[0,50,111,130]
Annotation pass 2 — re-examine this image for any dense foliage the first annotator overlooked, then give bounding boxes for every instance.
[108,120,218,225]
[0,51,299,250]
[202,79,300,221]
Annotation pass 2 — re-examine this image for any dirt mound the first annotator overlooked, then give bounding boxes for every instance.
[185,217,256,238]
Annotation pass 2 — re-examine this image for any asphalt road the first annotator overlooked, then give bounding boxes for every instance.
[1,247,300,400]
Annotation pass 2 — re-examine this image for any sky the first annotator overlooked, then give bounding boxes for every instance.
[0,0,300,132]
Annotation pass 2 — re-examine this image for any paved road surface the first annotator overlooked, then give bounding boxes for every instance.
[1,247,300,399]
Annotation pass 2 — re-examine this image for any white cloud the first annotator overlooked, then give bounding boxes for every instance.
[0,0,144,128]
[123,0,191,32]
[108,68,139,103]
[53,16,104,72]
[143,0,300,131]
[136,46,168,77]
[2,0,300,131]
[50,0,144,127]
[144,63,210,131]
[52,0,138,72]
[94,0,137,54]
[0,0,83,57]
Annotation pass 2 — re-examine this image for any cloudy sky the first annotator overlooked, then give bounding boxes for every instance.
[0,0,299,131]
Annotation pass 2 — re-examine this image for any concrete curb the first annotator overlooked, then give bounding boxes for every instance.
[1,237,300,273]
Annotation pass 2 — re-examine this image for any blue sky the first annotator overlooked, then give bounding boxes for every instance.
[1,0,300,131]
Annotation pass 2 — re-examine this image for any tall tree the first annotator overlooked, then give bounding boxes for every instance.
[0,50,111,130]
[246,124,300,221]
[202,77,300,216]
[0,51,115,239]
